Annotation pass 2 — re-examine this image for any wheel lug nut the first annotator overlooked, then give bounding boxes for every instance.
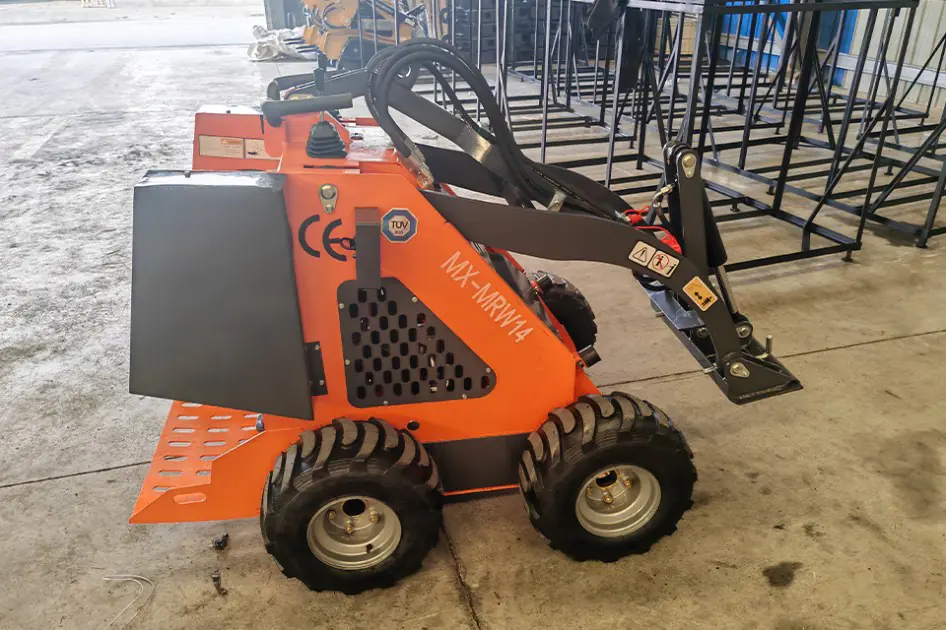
[327,510,337,520]
[369,511,379,523]
[622,476,631,488]
[586,487,594,497]
[344,519,354,535]
[602,492,613,505]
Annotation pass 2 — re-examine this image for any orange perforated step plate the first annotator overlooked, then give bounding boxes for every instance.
[131,401,311,524]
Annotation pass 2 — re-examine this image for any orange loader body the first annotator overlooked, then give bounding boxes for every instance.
[131,107,599,524]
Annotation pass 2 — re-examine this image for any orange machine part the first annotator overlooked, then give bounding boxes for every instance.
[131,402,311,523]
[284,172,591,442]
[133,110,599,524]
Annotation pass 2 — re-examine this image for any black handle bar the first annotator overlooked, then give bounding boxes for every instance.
[260,94,355,127]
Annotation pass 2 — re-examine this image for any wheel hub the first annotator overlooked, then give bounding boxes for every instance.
[575,465,661,538]
[307,495,401,570]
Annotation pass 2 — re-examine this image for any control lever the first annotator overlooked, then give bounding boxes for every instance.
[261,93,355,127]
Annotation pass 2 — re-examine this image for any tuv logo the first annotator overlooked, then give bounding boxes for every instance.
[382,208,417,243]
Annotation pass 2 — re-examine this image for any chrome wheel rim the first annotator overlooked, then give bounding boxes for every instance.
[575,465,661,538]
[307,496,402,570]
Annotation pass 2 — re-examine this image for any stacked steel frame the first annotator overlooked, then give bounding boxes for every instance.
[423,0,945,269]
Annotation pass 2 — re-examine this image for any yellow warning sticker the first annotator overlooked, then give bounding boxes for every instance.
[628,242,656,266]
[682,277,718,311]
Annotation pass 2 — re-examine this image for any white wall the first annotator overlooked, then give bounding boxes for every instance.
[847,0,946,110]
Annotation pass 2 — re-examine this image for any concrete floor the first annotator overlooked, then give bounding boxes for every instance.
[2,3,946,629]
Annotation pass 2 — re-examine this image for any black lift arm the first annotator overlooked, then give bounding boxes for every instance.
[264,40,801,404]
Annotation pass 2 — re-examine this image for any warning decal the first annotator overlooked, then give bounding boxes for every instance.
[628,242,656,266]
[630,242,679,278]
[682,277,718,311]
[244,138,276,160]
[198,135,245,159]
[647,251,679,277]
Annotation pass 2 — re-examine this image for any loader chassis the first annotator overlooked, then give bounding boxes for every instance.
[130,165,601,522]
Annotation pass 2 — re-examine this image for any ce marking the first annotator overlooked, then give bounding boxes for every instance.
[299,215,355,262]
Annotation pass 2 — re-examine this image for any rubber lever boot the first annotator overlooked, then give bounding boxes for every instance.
[306,121,347,159]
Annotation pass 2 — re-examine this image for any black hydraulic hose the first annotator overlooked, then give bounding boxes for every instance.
[367,40,533,195]
[372,42,508,153]
[423,63,486,135]
[364,39,623,220]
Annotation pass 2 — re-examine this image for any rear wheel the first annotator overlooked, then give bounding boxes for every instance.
[534,271,597,350]
[518,393,696,561]
[261,418,442,593]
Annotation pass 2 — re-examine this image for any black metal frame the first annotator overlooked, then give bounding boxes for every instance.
[427,0,945,270]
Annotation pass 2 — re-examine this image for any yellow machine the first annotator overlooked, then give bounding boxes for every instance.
[289,0,451,67]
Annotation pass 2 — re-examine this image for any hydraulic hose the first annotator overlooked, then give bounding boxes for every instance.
[363,39,626,221]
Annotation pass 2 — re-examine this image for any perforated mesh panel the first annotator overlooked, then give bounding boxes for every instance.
[338,279,495,407]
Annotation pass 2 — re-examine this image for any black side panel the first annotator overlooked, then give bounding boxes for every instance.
[129,170,313,420]
[426,433,529,492]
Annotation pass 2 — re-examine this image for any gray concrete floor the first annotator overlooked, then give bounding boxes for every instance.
[2,3,946,629]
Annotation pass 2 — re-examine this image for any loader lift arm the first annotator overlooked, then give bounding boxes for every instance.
[262,40,801,404]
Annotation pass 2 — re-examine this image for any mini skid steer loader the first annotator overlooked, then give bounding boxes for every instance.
[129,40,801,593]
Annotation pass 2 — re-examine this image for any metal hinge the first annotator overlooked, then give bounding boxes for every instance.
[305,342,328,396]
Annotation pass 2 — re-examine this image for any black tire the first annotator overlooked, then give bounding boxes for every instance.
[534,272,597,350]
[261,418,442,593]
[518,393,696,561]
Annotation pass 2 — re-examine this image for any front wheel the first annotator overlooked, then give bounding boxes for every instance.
[518,393,696,561]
